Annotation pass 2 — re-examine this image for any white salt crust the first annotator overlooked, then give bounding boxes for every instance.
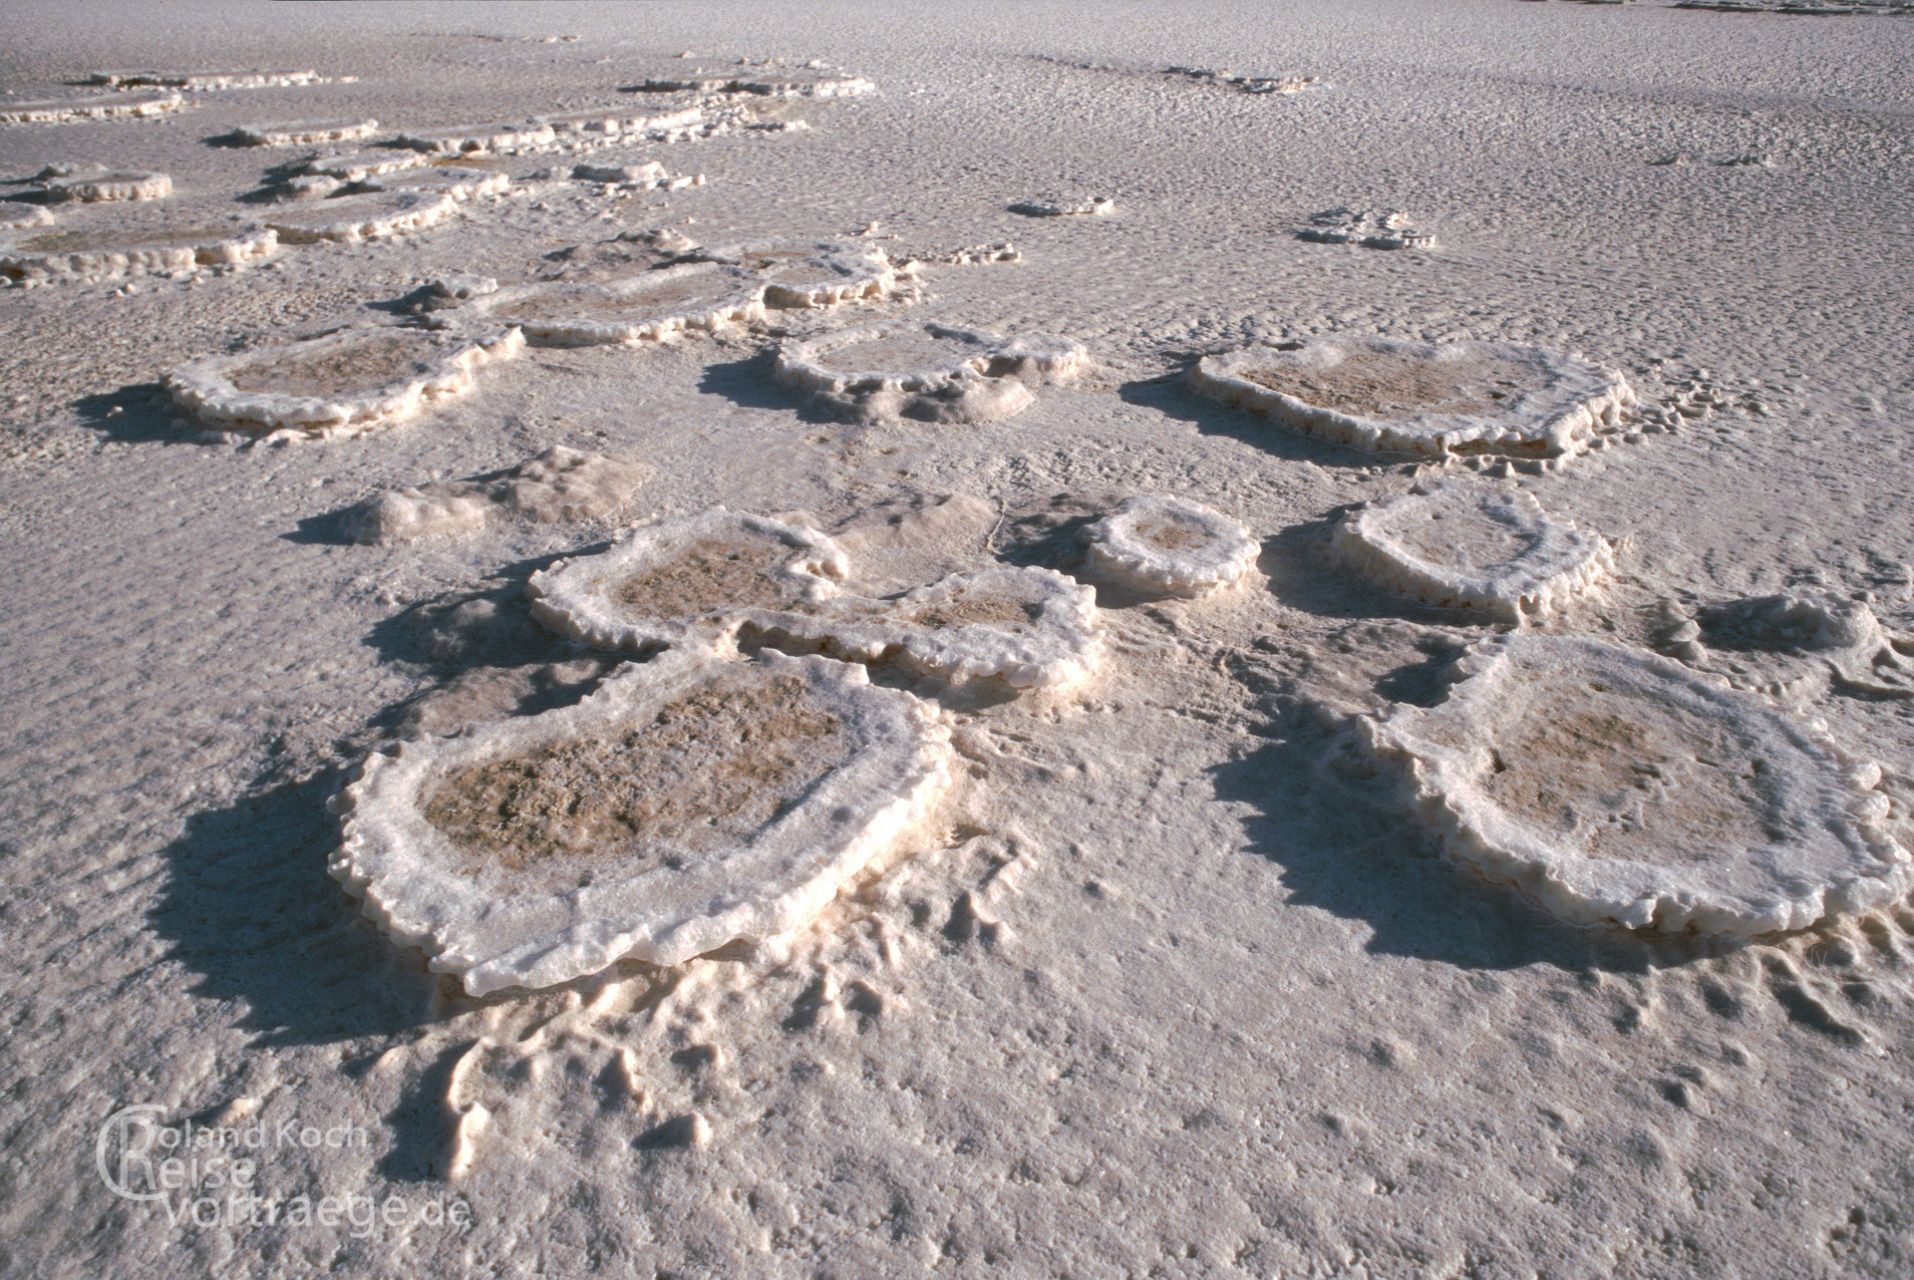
[1009,195,1117,217]
[0,91,185,124]
[1297,207,1434,250]
[393,120,559,155]
[165,326,524,438]
[0,205,56,231]
[343,447,652,545]
[773,321,1090,423]
[1167,66,1320,95]
[1334,482,1615,621]
[624,71,876,100]
[361,166,511,202]
[541,104,707,140]
[759,566,1106,693]
[0,224,276,285]
[233,118,379,147]
[1083,494,1260,597]
[263,190,457,243]
[1661,591,1914,701]
[1188,335,1635,461]
[86,68,331,91]
[428,264,767,346]
[570,160,701,191]
[27,166,172,203]
[1362,634,1913,936]
[329,648,954,996]
[299,149,435,182]
[528,508,850,653]
[694,240,901,310]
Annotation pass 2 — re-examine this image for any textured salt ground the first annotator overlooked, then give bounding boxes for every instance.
[3,3,1914,1278]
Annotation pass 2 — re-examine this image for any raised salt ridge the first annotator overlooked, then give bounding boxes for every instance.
[1298,207,1434,250]
[1361,634,1912,936]
[694,240,902,310]
[299,149,434,182]
[166,325,524,438]
[0,91,185,124]
[1083,494,1260,597]
[0,206,54,231]
[263,190,457,243]
[1661,590,1914,701]
[1167,66,1319,95]
[428,264,766,346]
[624,69,876,100]
[87,68,330,91]
[360,166,510,202]
[330,648,953,996]
[0,222,276,285]
[1189,336,1634,461]
[529,508,849,653]
[570,160,700,191]
[26,165,171,203]
[233,118,380,147]
[762,566,1105,692]
[773,321,1089,423]
[1009,195,1116,218]
[542,102,707,140]
[1335,481,1614,621]
[344,447,652,545]
[393,120,558,155]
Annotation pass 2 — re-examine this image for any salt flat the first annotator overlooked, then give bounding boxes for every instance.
[2,1,1912,1275]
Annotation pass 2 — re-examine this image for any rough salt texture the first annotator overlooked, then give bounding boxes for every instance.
[1297,207,1434,250]
[694,240,902,309]
[330,648,953,995]
[1362,634,1912,935]
[232,117,379,147]
[624,68,876,100]
[0,205,56,231]
[0,90,185,124]
[85,68,331,90]
[1167,65,1320,95]
[429,264,766,346]
[570,160,700,191]
[392,120,558,155]
[1009,195,1117,217]
[263,190,457,243]
[343,447,652,545]
[26,166,172,203]
[529,508,851,653]
[1660,590,1914,701]
[165,325,524,438]
[360,166,511,202]
[298,149,434,182]
[1189,335,1635,461]
[0,223,276,285]
[760,565,1106,692]
[542,102,708,140]
[1083,494,1260,598]
[773,321,1089,423]
[1335,481,1615,621]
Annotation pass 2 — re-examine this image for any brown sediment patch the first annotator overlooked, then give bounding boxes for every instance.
[1241,350,1545,420]
[1473,695,1778,864]
[224,333,437,396]
[613,537,811,616]
[1134,513,1212,552]
[901,594,1041,630]
[424,675,847,877]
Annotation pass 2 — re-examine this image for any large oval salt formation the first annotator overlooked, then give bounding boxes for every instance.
[330,650,953,996]
[1362,635,1911,936]
[528,508,850,653]
[1335,481,1613,621]
[1082,494,1259,598]
[774,321,1088,423]
[1189,336,1633,461]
